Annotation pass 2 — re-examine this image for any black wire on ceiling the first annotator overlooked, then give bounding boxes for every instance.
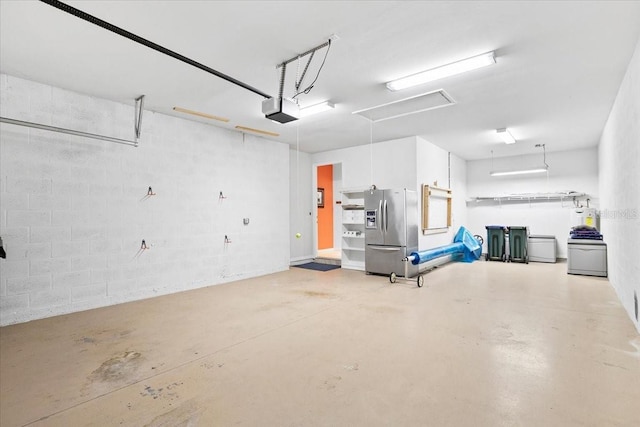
[292,40,331,99]
[39,0,272,99]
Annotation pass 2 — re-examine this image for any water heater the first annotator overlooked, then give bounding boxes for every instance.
[571,208,599,229]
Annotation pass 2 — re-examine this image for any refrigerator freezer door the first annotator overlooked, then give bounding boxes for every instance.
[365,245,419,277]
[366,245,403,275]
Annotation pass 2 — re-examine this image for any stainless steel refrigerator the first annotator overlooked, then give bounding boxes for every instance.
[364,188,419,277]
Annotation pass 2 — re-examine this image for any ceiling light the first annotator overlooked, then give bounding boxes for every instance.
[299,101,335,117]
[490,143,549,176]
[235,125,279,137]
[173,107,229,122]
[386,51,496,91]
[490,167,548,177]
[496,128,516,144]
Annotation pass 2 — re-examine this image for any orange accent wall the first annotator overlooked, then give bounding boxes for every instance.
[317,165,333,250]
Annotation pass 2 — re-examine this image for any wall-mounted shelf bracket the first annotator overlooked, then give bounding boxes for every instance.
[0,117,138,147]
[134,95,145,140]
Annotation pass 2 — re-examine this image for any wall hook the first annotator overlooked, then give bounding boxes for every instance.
[140,187,156,201]
[141,239,148,250]
[219,191,227,200]
[224,235,232,244]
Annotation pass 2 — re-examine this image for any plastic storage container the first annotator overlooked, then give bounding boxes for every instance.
[508,226,529,263]
[528,235,556,263]
[485,226,507,262]
[567,239,607,277]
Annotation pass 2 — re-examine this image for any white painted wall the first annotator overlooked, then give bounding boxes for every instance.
[466,148,599,258]
[0,74,290,326]
[311,136,418,191]
[415,137,468,249]
[599,37,640,333]
[289,149,314,263]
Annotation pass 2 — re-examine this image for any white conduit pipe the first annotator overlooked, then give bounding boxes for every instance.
[0,117,139,147]
[403,255,417,263]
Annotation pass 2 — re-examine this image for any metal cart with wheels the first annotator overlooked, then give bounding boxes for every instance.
[388,230,484,287]
[389,267,425,287]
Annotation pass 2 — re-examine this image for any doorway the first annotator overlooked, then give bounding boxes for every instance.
[316,163,342,260]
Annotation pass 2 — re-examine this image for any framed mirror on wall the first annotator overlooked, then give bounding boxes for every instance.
[317,188,325,208]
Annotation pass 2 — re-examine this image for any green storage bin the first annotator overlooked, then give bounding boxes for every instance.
[508,226,529,263]
[485,226,507,262]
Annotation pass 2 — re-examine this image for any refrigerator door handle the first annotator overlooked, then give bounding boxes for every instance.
[378,200,383,232]
[383,199,388,233]
[368,245,402,251]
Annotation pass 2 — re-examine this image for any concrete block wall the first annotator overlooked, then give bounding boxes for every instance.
[599,37,640,333]
[0,74,290,326]
[289,149,313,263]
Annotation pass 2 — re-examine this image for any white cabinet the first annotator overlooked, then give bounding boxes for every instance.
[528,235,557,263]
[567,239,607,277]
[340,189,366,271]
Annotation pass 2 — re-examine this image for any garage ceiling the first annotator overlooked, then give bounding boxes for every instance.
[1,1,639,160]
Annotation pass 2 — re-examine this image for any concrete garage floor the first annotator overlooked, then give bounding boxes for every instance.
[1,261,639,426]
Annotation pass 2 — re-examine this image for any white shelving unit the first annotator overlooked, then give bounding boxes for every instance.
[340,189,366,271]
[467,191,587,207]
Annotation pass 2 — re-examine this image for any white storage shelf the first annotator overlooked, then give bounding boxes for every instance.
[468,191,587,205]
[340,189,366,270]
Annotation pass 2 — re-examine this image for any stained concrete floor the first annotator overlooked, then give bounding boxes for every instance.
[1,260,639,426]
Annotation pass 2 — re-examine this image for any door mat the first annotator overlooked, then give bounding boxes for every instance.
[293,262,341,272]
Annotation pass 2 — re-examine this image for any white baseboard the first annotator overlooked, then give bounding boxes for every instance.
[290,256,314,266]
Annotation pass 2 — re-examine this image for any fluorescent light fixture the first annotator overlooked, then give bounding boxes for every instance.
[299,101,335,117]
[490,167,548,177]
[496,128,516,144]
[173,106,229,122]
[386,51,496,91]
